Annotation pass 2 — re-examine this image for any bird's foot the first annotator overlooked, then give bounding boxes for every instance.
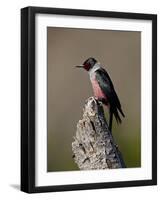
[96,98,108,108]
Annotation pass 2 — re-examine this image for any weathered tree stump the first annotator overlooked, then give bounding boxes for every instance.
[72,97,126,170]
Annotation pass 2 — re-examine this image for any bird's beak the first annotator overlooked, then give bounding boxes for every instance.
[75,65,84,68]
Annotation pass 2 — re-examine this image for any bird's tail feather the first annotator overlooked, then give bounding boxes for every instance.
[109,106,125,124]
[118,107,125,118]
[113,109,122,124]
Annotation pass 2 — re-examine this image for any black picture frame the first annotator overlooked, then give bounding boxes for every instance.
[21,6,157,193]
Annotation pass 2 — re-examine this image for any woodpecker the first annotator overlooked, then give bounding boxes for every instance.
[75,57,125,132]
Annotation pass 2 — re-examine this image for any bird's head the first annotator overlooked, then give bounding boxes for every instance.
[75,57,97,71]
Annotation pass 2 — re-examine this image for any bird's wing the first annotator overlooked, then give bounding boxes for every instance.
[95,68,119,105]
[95,68,113,99]
[95,68,125,118]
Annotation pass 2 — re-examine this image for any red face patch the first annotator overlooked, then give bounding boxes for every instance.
[84,63,91,71]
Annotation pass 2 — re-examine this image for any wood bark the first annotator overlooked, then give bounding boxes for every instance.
[72,97,126,170]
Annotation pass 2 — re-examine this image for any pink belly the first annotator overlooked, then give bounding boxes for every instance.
[91,79,106,99]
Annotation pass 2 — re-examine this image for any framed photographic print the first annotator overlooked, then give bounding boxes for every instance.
[21,6,157,193]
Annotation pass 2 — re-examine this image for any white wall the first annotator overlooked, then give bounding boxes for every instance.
[0,0,160,199]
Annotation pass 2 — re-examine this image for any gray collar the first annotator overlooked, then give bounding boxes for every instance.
[88,62,100,74]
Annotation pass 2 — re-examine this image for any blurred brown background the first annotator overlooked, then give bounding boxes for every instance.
[47,27,141,172]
